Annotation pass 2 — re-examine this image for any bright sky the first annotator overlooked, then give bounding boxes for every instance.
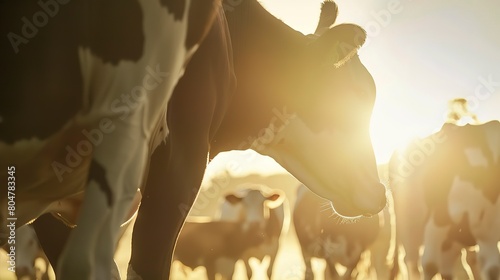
[207,0,500,177]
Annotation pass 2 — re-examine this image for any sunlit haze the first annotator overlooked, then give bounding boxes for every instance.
[207,0,500,177]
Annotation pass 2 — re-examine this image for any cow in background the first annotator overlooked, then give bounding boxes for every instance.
[293,184,390,279]
[390,121,500,280]
[174,187,283,280]
[173,219,264,280]
[215,185,286,279]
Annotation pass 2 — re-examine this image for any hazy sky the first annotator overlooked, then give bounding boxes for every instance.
[207,0,500,177]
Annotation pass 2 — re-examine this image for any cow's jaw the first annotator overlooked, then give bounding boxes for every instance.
[253,114,386,218]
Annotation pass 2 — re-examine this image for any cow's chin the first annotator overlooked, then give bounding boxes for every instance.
[329,196,381,219]
[270,148,386,218]
[322,178,387,218]
[264,148,386,218]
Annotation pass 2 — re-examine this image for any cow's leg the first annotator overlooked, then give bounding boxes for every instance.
[128,59,216,279]
[451,248,474,280]
[128,138,200,280]
[421,218,450,280]
[371,248,390,280]
[464,247,481,280]
[267,239,280,279]
[341,265,355,280]
[402,243,422,280]
[41,252,51,280]
[302,253,315,280]
[370,209,392,279]
[128,117,211,280]
[476,240,500,280]
[32,214,72,270]
[215,257,237,280]
[438,243,462,280]
[205,261,217,280]
[343,242,363,280]
[57,120,150,280]
[244,259,253,279]
[392,182,428,280]
[266,257,275,279]
[471,199,500,280]
[339,258,359,280]
[325,258,340,280]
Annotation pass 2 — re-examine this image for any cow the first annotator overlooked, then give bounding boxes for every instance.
[127,0,387,278]
[174,186,284,279]
[11,0,387,279]
[0,0,221,279]
[173,219,265,280]
[293,184,387,279]
[389,121,500,280]
[214,185,286,279]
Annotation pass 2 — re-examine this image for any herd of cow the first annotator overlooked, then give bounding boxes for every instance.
[1,0,499,279]
[174,123,500,280]
[5,130,500,279]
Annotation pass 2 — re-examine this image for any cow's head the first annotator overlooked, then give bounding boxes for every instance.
[220,185,283,231]
[253,2,386,218]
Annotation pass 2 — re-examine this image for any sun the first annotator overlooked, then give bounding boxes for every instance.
[370,97,451,165]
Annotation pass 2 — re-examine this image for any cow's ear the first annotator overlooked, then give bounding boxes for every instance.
[225,194,243,204]
[314,1,339,36]
[310,24,366,68]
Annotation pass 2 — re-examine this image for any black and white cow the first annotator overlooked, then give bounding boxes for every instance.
[173,219,265,280]
[0,0,221,279]
[215,185,285,279]
[174,186,283,280]
[8,0,387,279]
[390,121,500,280]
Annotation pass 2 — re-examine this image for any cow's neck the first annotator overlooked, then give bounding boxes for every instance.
[210,0,306,156]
